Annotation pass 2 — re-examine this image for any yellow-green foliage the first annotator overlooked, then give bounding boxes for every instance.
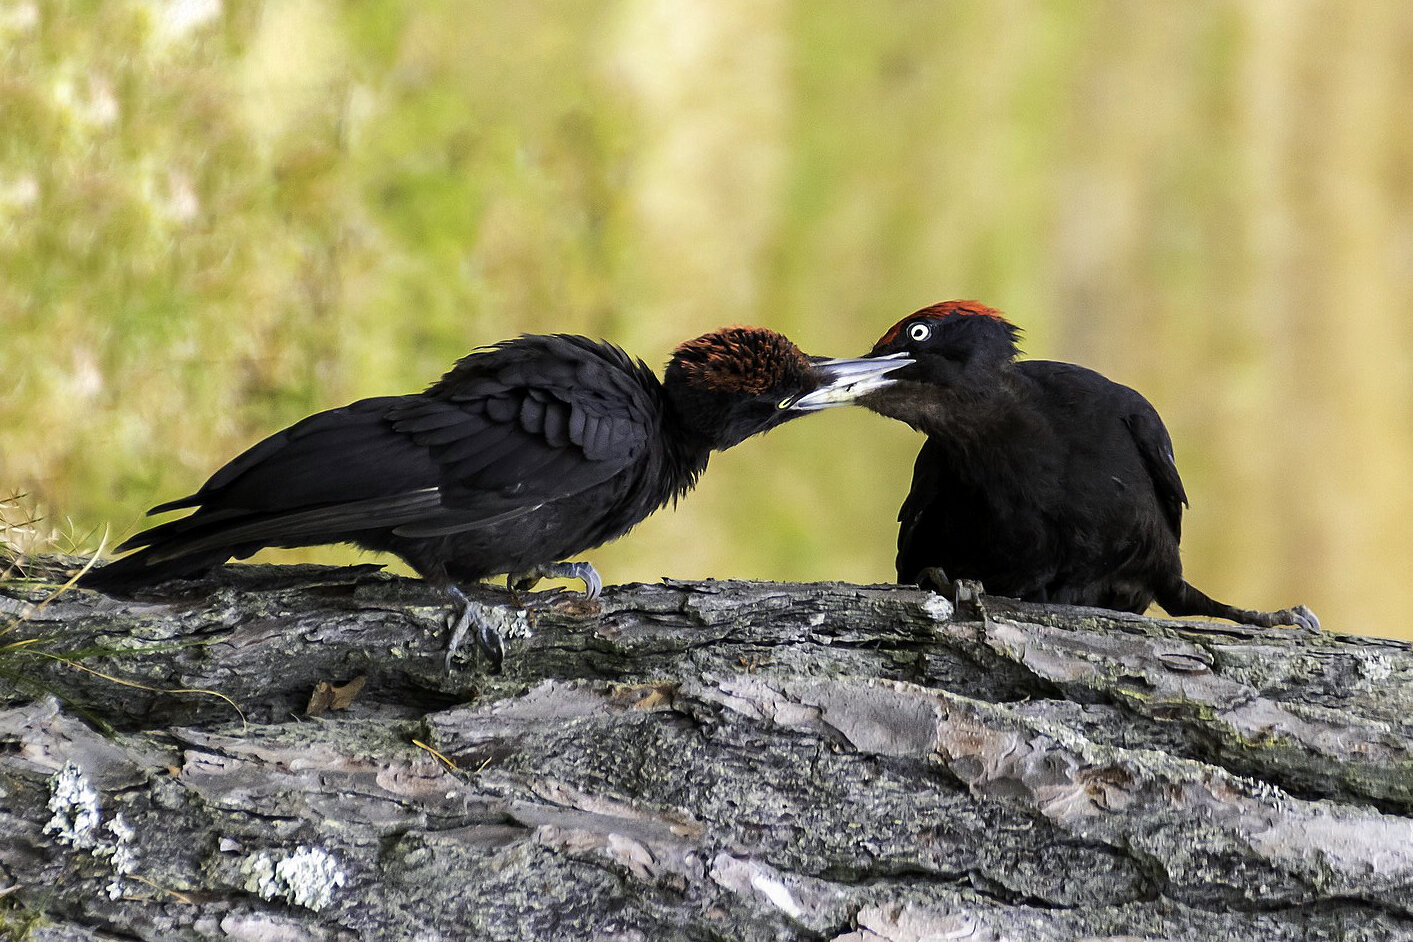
[3,2,1411,638]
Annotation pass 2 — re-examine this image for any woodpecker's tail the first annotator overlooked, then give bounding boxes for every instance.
[77,511,262,595]
[77,544,233,595]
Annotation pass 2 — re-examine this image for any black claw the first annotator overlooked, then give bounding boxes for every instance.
[476,620,505,674]
[509,561,602,599]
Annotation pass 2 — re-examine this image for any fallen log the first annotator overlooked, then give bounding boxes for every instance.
[1,558,1409,940]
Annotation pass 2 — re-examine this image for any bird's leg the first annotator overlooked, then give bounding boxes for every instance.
[508,561,603,599]
[445,585,504,674]
[1159,580,1321,633]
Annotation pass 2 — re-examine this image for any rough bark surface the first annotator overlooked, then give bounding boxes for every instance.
[1,556,1411,941]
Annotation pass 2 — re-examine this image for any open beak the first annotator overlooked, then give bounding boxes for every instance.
[787,352,913,412]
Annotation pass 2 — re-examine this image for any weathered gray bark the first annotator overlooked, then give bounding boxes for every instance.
[2,556,1411,941]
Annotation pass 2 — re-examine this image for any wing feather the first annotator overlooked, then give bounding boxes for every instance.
[1122,399,1188,539]
[433,420,516,466]
[419,335,658,511]
[541,398,571,448]
[486,395,517,424]
[519,394,547,432]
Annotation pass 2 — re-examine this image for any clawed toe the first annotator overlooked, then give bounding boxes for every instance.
[563,561,602,599]
[951,579,985,604]
[473,617,505,671]
[509,560,602,600]
[1287,604,1321,633]
[1246,603,1321,633]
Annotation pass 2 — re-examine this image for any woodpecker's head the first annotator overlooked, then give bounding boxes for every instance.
[786,301,1022,430]
[870,301,1021,375]
[664,326,911,450]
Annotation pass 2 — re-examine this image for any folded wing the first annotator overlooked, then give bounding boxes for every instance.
[103,335,659,574]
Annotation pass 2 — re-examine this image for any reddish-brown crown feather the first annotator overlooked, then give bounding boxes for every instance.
[874,300,1012,350]
[670,326,810,394]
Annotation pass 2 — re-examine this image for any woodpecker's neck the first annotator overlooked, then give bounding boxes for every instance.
[660,379,773,454]
[863,367,1063,498]
[653,387,716,497]
[860,367,1028,440]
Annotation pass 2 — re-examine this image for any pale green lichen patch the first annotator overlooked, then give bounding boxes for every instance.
[104,813,139,900]
[242,846,347,912]
[45,761,101,847]
[44,762,140,899]
[921,595,954,622]
[1354,650,1395,683]
[479,600,532,643]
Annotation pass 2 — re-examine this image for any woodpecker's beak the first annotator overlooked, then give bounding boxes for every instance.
[787,353,913,411]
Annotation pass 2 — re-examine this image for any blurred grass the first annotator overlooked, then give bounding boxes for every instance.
[2,1,1410,638]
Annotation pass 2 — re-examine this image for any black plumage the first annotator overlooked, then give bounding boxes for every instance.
[818,301,1316,630]
[82,328,910,666]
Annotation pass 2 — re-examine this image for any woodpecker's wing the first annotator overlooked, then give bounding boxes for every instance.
[388,335,660,536]
[894,439,947,583]
[1018,360,1188,542]
[145,396,436,516]
[117,396,451,556]
[120,336,661,556]
[1120,395,1188,540]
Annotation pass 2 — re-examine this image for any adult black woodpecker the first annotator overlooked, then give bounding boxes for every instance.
[794,300,1317,631]
[81,327,910,668]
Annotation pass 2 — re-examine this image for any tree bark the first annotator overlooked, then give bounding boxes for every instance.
[1,557,1411,941]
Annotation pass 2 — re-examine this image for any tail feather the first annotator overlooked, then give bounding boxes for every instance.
[78,544,237,594]
[80,510,263,594]
[112,507,248,553]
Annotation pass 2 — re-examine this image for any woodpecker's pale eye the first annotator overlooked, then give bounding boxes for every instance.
[908,322,932,342]
[777,395,794,409]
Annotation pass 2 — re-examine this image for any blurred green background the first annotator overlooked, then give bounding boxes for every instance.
[3,1,1410,638]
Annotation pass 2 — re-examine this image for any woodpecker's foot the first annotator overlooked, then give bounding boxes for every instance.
[1206,600,1321,633]
[1249,604,1321,633]
[509,560,603,599]
[445,586,504,674]
[917,567,985,606]
[915,567,986,618]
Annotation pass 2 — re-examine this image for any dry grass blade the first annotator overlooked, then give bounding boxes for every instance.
[412,738,459,773]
